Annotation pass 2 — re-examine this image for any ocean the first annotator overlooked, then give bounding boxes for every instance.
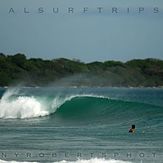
[0,87,163,163]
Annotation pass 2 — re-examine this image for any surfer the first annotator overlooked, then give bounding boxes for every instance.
[129,125,135,133]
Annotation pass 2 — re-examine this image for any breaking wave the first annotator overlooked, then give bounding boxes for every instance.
[0,88,108,119]
[0,88,162,123]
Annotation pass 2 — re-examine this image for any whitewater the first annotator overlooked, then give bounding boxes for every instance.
[0,87,163,163]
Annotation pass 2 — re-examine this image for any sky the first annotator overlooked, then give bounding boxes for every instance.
[0,0,163,62]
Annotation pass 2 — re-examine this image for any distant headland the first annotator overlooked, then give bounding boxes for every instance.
[0,53,163,87]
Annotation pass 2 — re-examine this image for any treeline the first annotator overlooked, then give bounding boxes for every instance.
[0,53,163,87]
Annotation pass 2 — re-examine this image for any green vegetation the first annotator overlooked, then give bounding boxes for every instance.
[0,53,163,87]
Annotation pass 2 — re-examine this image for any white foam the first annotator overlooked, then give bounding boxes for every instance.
[0,158,132,163]
[0,89,48,119]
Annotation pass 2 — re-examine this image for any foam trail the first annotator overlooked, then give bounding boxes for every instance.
[0,158,132,163]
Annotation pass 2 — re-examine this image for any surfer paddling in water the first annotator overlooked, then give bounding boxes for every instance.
[129,124,136,133]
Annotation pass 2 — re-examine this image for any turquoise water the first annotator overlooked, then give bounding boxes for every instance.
[0,87,163,163]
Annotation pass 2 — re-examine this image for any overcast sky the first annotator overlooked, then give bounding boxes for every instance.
[0,0,163,62]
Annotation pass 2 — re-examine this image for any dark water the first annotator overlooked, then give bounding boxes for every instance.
[0,87,163,163]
